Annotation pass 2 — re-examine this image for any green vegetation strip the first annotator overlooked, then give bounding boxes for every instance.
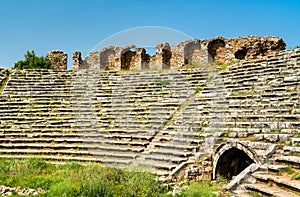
[0,159,224,197]
[0,70,11,93]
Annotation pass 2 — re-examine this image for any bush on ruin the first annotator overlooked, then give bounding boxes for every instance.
[13,50,51,69]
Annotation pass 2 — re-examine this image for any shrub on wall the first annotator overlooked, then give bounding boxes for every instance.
[13,50,51,69]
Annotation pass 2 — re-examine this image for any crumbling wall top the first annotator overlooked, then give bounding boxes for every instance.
[46,50,67,70]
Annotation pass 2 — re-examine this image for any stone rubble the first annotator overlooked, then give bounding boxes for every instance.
[0,186,45,196]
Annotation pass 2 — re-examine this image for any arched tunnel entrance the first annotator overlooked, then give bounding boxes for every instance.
[207,38,226,62]
[234,48,248,60]
[213,142,260,180]
[121,48,136,70]
[162,48,171,69]
[215,148,254,180]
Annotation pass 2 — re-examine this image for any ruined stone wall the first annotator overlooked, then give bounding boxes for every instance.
[84,51,101,69]
[72,51,82,70]
[46,50,67,70]
[206,36,286,63]
[72,36,285,70]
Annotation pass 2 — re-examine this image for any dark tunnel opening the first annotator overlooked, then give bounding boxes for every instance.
[121,48,136,70]
[234,48,248,60]
[207,39,226,61]
[215,148,254,180]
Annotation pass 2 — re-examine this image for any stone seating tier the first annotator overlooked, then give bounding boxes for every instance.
[0,48,299,180]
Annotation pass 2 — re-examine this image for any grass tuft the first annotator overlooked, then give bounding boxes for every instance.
[0,159,228,197]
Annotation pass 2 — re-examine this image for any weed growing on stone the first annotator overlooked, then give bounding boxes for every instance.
[294,172,300,180]
[249,192,267,197]
[284,165,295,174]
[230,91,254,97]
[156,80,171,86]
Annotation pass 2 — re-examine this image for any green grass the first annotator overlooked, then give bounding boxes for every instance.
[215,60,238,72]
[284,165,295,175]
[0,159,227,197]
[230,91,253,97]
[175,181,223,197]
[156,80,171,86]
[294,172,300,180]
[0,159,165,197]
[182,63,217,71]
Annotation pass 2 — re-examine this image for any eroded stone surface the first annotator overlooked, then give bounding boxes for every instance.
[46,50,67,70]
[72,51,82,70]
[0,185,45,196]
[73,36,285,70]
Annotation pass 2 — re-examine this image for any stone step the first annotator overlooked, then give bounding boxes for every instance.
[0,138,149,147]
[283,146,300,155]
[0,154,133,165]
[0,149,139,159]
[153,137,204,146]
[153,143,198,151]
[251,172,300,194]
[149,148,193,157]
[0,143,144,153]
[275,156,300,168]
[138,159,177,171]
[259,164,288,173]
[143,154,188,164]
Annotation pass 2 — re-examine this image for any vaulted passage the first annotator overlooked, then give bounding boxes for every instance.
[207,39,226,61]
[141,48,150,69]
[121,48,136,70]
[215,148,254,180]
[235,48,248,60]
[162,48,171,69]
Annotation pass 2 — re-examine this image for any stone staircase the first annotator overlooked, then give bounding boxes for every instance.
[231,154,300,196]
[0,68,214,175]
[217,49,300,196]
[223,140,300,196]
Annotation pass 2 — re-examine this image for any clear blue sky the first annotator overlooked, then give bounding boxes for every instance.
[0,0,299,69]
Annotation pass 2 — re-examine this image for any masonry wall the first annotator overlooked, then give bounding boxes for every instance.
[46,50,67,70]
[72,36,285,70]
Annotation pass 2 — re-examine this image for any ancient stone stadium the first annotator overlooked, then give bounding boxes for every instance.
[0,36,300,196]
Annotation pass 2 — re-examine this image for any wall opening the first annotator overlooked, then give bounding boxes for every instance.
[162,48,171,69]
[234,49,248,60]
[215,147,254,180]
[184,41,202,65]
[207,39,226,61]
[121,48,136,70]
[141,49,150,69]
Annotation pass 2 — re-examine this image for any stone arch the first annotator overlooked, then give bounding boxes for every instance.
[207,38,226,61]
[212,141,260,180]
[234,48,248,60]
[121,48,136,70]
[184,41,202,65]
[100,48,116,69]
